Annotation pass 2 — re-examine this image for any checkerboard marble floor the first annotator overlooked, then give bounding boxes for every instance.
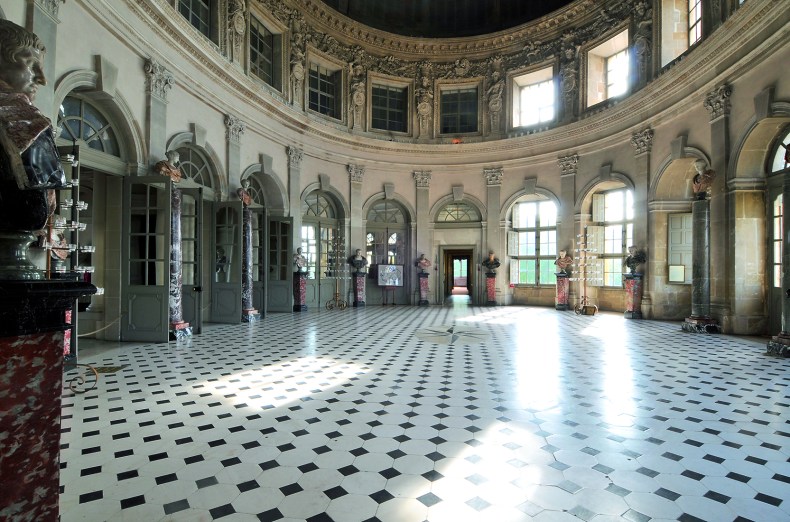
[60,306,790,522]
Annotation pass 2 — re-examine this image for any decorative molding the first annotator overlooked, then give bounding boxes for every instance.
[483,167,503,186]
[287,146,303,168]
[224,114,246,142]
[558,154,579,176]
[143,59,174,102]
[35,0,65,20]
[413,170,432,187]
[347,164,365,183]
[704,84,732,121]
[630,128,654,155]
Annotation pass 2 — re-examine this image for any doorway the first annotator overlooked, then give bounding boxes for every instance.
[442,248,474,304]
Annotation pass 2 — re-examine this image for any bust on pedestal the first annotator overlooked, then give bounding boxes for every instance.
[415,253,432,305]
[623,246,646,319]
[482,251,500,306]
[348,249,367,307]
[293,247,307,311]
[554,249,573,310]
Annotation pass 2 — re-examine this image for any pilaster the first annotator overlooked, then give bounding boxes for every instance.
[225,114,246,200]
[143,59,174,165]
[288,146,304,252]
[630,128,653,314]
[29,0,62,121]
[558,154,578,252]
[413,170,432,280]
[348,164,365,256]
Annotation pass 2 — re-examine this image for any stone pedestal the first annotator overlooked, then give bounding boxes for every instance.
[767,332,790,357]
[0,280,95,521]
[683,198,719,333]
[240,206,260,322]
[624,273,643,319]
[293,271,307,311]
[169,188,191,339]
[555,273,569,310]
[353,272,366,307]
[486,272,497,306]
[418,272,429,305]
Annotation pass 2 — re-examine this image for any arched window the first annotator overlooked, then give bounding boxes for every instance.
[509,198,558,285]
[437,201,480,222]
[301,192,339,279]
[590,187,634,287]
[770,128,790,172]
[245,176,266,207]
[772,194,783,289]
[366,200,406,265]
[176,146,215,189]
[57,95,120,156]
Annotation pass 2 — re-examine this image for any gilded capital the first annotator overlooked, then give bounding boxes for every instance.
[413,170,432,187]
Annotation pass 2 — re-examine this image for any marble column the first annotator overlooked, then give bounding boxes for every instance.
[293,271,307,311]
[485,273,497,306]
[169,187,191,340]
[624,274,643,319]
[418,272,429,306]
[682,199,719,333]
[555,273,569,310]
[353,272,366,307]
[241,205,260,322]
[767,168,790,356]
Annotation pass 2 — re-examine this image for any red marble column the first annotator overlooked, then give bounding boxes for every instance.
[555,273,569,310]
[293,271,307,311]
[486,273,497,305]
[418,272,429,305]
[353,273,366,307]
[624,274,643,319]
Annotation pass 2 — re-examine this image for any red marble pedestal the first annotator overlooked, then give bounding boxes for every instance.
[418,272,429,306]
[624,273,643,319]
[353,273,366,307]
[293,271,307,311]
[485,273,497,306]
[555,273,569,310]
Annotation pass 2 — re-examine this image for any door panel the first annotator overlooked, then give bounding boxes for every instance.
[121,176,171,342]
[211,201,243,323]
[769,186,783,334]
[252,208,266,315]
[266,217,293,312]
[181,187,203,333]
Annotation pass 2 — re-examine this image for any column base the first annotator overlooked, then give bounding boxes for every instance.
[242,309,261,322]
[170,321,192,340]
[766,332,790,357]
[353,301,365,307]
[293,304,307,312]
[555,304,568,311]
[624,310,642,319]
[681,316,720,334]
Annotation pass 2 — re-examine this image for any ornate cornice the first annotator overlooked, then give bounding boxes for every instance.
[558,154,579,175]
[287,146,303,168]
[347,164,365,183]
[704,84,732,121]
[35,0,65,20]
[630,128,654,155]
[483,167,504,186]
[143,59,174,102]
[225,114,246,143]
[413,170,432,187]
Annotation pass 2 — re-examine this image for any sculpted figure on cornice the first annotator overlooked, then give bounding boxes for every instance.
[633,1,653,87]
[559,39,580,122]
[229,0,247,63]
[289,11,307,107]
[415,63,434,139]
[349,62,365,130]
[486,58,505,134]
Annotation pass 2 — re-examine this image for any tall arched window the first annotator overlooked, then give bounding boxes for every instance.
[508,198,558,285]
[437,201,480,222]
[589,187,634,287]
[301,191,339,279]
[366,200,406,265]
[57,95,120,156]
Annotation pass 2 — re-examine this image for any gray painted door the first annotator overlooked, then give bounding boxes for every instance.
[211,201,243,323]
[121,176,171,343]
[266,217,293,312]
[768,181,783,334]
[181,187,203,334]
[252,207,266,315]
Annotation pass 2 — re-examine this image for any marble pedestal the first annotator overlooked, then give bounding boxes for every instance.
[353,272,366,307]
[0,280,95,521]
[624,274,643,319]
[485,272,496,306]
[418,272,429,306]
[293,271,307,311]
[555,273,569,310]
[766,332,790,357]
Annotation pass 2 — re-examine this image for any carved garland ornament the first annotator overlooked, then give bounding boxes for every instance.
[704,84,732,120]
[347,164,365,183]
[287,146,303,168]
[630,128,654,155]
[484,167,504,186]
[224,115,246,142]
[558,154,579,175]
[144,59,174,102]
[413,170,432,187]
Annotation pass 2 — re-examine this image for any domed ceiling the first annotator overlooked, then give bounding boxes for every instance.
[320,0,578,38]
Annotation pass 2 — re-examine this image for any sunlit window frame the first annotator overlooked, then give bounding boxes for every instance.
[511,200,558,286]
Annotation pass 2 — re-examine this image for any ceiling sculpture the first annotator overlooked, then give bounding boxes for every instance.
[319,0,577,38]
